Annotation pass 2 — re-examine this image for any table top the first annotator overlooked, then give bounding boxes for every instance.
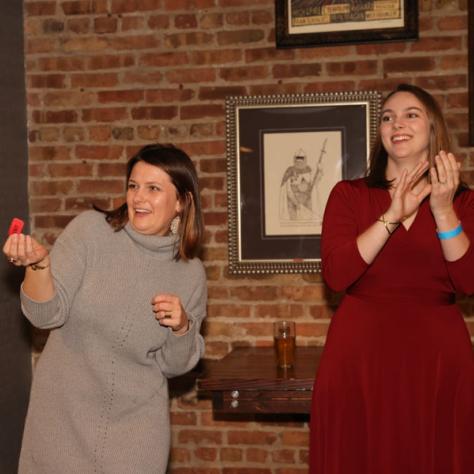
[197,346,324,392]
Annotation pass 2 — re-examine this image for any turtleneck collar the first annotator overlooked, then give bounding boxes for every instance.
[124,222,179,259]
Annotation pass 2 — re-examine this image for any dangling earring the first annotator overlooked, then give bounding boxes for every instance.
[170,216,180,235]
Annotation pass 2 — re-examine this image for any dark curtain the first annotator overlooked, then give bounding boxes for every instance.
[0,1,32,472]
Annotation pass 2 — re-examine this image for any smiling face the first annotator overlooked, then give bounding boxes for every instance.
[126,161,181,236]
[380,91,432,168]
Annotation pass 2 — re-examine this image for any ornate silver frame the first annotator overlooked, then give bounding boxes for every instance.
[226,91,381,275]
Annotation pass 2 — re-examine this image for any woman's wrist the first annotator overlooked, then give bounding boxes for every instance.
[28,255,50,271]
[172,319,190,336]
[377,214,400,235]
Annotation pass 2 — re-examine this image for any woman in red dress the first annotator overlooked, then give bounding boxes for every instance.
[310,84,474,473]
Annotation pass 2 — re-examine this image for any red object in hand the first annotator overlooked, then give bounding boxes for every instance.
[8,218,24,235]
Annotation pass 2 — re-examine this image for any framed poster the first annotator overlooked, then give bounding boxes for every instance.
[226,91,381,275]
[276,1,418,48]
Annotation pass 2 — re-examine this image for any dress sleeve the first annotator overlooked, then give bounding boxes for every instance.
[321,181,369,292]
[155,261,207,378]
[20,212,90,329]
[445,189,474,295]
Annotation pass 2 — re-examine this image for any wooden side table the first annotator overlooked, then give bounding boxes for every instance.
[197,346,323,414]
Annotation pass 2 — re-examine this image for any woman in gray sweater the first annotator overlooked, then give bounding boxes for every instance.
[3,143,207,473]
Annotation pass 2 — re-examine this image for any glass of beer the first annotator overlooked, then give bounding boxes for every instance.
[273,320,296,368]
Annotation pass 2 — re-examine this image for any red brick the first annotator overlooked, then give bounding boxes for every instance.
[223,469,271,474]
[94,17,118,34]
[88,126,113,141]
[32,110,78,124]
[71,73,118,88]
[180,104,224,120]
[122,16,146,31]
[410,36,462,52]
[220,65,268,81]
[190,49,243,65]
[246,447,269,463]
[225,12,250,26]
[178,429,223,444]
[281,430,309,446]
[164,32,214,49]
[245,47,295,63]
[81,107,128,122]
[220,0,273,5]
[199,176,225,191]
[87,54,135,70]
[25,2,57,16]
[111,0,161,13]
[199,157,226,173]
[326,60,378,75]
[66,18,91,34]
[77,179,124,194]
[217,29,265,45]
[230,286,278,301]
[75,145,123,160]
[383,57,435,73]
[42,19,65,33]
[29,74,66,89]
[47,163,94,177]
[166,68,216,84]
[131,106,178,120]
[97,90,144,103]
[62,0,108,15]
[221,447,243,462]
[29,198,62,213]
[162,0,215,9]
[200,13,224,29]
[273,63,322,79]
[272,448,296,464]
[194,447,217,461]
[26,38,56,54]
[108,35,160,51]
[37,57,85,71]
[145,89,195,103]
[170,411,197,426]
[252,10,273,25]
[147,15,170,29]
[207,304,251,318]
[29,146,71,161]
[255,304,304,319]
[140,52,189,67]
[97,163,126,176]
[29,180,74,196]
[175,14,198,29]
[62,37,109,53]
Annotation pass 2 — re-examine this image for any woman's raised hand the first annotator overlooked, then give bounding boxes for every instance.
[385,160,431,223]
[3,233,49,268]
[429,151,460,218]
[151,293,189,335]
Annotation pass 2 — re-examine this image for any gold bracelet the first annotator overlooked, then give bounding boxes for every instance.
[377,214,400,236]
[29,260,50,271]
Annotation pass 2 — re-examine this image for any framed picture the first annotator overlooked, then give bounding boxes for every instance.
[226,91,381,275]
[275,1,418,48]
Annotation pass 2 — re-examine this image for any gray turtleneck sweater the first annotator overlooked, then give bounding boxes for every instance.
[18,210,207,474]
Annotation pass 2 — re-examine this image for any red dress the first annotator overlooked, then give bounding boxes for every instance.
[310,179,474,474]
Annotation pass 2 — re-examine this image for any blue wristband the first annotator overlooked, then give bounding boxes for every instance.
[437,223,463,240]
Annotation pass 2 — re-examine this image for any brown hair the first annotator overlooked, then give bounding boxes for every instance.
[366,83,451,188]
[95,143,204,261]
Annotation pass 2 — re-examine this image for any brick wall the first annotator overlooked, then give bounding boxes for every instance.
[23,1,473,472]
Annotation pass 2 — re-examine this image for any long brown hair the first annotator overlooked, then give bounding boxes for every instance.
[95,143,204,261]
[366,83,451,188]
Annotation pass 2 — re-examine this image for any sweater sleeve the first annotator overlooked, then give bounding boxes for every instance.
[445,189,474,295]
[155,261,207,378]
[321,181,369,292]
[20,212,91,329]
